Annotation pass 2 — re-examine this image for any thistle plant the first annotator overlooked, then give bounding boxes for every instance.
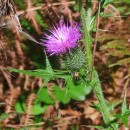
[40,10,115,129]
[41,21,86,71]
[7,0,130,130]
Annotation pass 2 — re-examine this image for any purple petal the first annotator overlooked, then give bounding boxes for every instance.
[41,21,81,55]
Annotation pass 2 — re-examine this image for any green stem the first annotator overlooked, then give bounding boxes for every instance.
[80,7,92,69]
[93,71,111,124]
[80,5,112,126]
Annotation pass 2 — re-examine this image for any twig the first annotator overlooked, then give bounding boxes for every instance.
[121,69,130,98]
[5,122,45,128]
[5,115,82,129]
[17,1,75,16]
[90,2,100,80]
[0,66,14,90]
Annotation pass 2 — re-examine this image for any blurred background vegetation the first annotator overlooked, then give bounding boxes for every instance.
[0,0,130,129]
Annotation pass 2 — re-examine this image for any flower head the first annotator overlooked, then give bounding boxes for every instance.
[41,21,81,55]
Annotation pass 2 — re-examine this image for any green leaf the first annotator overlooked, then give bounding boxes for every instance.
[69,86,85,101]
[80,82,92,95]
[0,113,9,122]
[85,0,92,7]
[45,53,53,73]
[86,8,92,31]
[109,102,119,112]
[65,76,92,101]
[109,58,130,67]
[68,83,90,101]
[7,52,54,85]
[110,122,119,130]
[92,123,118,130]
[122,97,127,114]
[92,103,101,111]
[101,0,114,8]
[37,87,54,104]
[115,110,130,127]
[7,56,53,83]
[114,0,130,4]
[100,40,127,50]
[121,115,129,127]
[104,101,120,112]
[65,77,85,101]
[122,110,130,127]
[15,102,26,113]
[91,125,106,130]
[32,104,48,115]
[86,8,95,32]
[8,68,53,78]
[75,0,82,11]
[80,7,92,69]
[53,86,71,104]
[7,68,70,84]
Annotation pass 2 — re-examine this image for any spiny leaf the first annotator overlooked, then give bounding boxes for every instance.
[45,52,53,73]
[122,96,127,114]
[115,97,130,127]
[101,0,114,8]
[86,8,95,32]
[7,68,54,78]
[80,7,92,69]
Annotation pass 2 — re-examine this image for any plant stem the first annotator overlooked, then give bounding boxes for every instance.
[90,2,100,80]
[80,7,92,70]
[93,71,111,124]
[80,4,111,126]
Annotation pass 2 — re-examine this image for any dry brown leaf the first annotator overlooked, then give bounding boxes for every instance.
[24,0,40,33]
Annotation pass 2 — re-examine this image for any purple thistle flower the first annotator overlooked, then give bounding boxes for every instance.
[41,22,81,55]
